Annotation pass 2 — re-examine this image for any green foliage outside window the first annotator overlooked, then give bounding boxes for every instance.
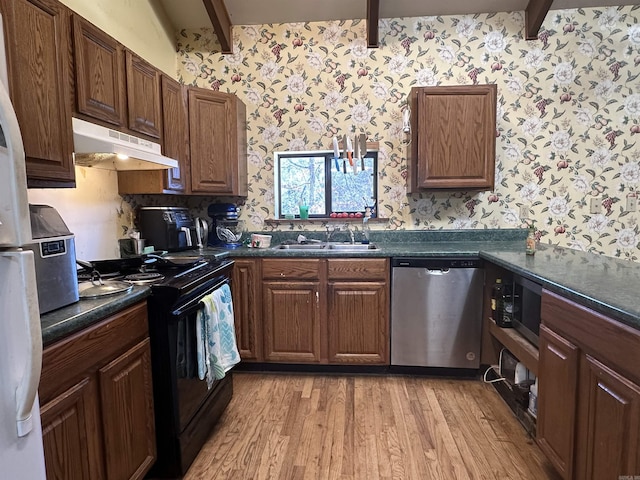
[275,151,377,218]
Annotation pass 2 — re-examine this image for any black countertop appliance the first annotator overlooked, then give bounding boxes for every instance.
[138,207,196,252]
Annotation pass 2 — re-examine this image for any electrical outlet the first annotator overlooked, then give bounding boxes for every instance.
[626,193,638,212]
[519,205,530,219]
[590,197,600,214]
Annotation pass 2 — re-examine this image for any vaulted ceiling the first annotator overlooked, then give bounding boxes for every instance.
[157,0,639,52]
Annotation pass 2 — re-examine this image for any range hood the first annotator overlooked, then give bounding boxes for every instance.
[72,117,178,171]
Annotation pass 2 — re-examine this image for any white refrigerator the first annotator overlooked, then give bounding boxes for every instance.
[0,45,47,478]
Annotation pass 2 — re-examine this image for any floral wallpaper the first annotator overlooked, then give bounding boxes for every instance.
[175,6,640,261]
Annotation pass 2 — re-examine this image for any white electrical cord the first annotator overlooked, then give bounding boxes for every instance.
[482,348,508,384]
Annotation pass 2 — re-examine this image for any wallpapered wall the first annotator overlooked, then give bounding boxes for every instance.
[175,6,640,261]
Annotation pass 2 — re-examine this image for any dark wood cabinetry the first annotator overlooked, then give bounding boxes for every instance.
[125,51,162,139]
[231,259,262,361]
[537,325,579,479]
[245,257,389,366]
[72,14,126,127]
[71,15,162,143]
[1,0,75,186]
[262,259,322,363]
[40,302,156,480]
[538,290,640,480]
[407,84,496,192]
[326,259,389,364]
[188,88,247,196]
[117,74,189,194]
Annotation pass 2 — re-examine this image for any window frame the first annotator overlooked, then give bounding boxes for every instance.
[273,150,378,219]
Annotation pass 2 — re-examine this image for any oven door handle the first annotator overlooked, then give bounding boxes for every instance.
[171,278,230,317]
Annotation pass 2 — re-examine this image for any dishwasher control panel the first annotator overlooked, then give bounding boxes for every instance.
[392,257,482,269]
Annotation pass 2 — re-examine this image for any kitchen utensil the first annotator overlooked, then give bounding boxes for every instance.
[359,133,367,171]
[195,217,209,248]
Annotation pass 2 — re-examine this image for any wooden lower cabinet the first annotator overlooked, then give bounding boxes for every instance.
[40,377,104,480]
[538,290,640,480]
[537,325,579,479]
[237,257,390,366]
[574,355,640,480]
[99,339,156,480]
[263,281,321,363]
[326,258,389,364]
[40,302,156,480]
[231,259,262,361]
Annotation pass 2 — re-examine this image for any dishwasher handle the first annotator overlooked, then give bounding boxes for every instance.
[426,268,450,275]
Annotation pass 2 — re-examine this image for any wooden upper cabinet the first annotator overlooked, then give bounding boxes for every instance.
[126,51,162,139]
[160,75,189,192]
[188,88,247,196]
[1,0,75,186]
[72,15,126,127]
[407,84,497,192]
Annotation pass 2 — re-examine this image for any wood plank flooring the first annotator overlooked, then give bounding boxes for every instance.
[185,373,560,480]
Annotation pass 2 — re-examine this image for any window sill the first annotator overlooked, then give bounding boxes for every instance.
[265,217,388,225]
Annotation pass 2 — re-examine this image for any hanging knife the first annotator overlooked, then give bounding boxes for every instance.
[359,134,367,171]
[332,136,340,172]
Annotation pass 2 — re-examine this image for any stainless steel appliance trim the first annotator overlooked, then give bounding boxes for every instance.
[139,206,188,211]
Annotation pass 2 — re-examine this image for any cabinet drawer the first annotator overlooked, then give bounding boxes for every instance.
[327,258,388,281]
[262,259,320,280]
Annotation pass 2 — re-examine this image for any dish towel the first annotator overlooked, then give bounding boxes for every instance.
[196,283,240,389]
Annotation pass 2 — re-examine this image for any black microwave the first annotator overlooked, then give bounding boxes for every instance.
[510,274,542,346]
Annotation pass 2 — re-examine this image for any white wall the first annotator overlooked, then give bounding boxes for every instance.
[27,0,174,260]
[28,167,133,261]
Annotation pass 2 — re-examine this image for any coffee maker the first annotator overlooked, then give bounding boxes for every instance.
[208,203,243,248]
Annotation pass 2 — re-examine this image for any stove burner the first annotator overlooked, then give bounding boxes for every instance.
[124,272,165,285]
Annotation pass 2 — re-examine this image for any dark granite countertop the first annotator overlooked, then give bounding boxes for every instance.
[480,246,640,331]
[40,286,150,346]
[40,229,640,346]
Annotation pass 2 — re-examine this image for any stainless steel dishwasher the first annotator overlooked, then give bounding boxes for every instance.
[391,257,483,369]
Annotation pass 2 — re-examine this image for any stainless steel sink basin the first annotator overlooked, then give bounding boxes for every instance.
[272,243,327,250]
[271,242,378,251]
[327,242,378,250]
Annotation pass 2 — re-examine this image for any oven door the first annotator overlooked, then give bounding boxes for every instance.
[170,277,230,433]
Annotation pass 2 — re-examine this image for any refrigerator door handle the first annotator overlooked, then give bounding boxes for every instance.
[15,251,42,437]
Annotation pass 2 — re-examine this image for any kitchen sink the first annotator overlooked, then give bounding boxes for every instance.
[271,242,378,251]
[272,243,328,250]
[327,242,378,250]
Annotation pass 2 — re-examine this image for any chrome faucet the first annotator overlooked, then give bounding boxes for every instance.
[325,225,338,242]
[346,224,355,244]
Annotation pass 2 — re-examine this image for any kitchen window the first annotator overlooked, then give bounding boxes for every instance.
[274,151,378,219]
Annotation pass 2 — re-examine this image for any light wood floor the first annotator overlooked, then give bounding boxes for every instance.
[185,372,559,480]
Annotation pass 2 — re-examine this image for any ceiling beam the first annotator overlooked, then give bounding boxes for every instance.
[524,0,553,40]
[202,0,233,54]
[367,0,380,48]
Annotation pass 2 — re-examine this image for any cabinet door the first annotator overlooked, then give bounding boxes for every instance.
[41,377,104,480]
[232,258,262,361]
[263,281,321,363]
[327,281,388,364]
[99,338,156,480]
[537,325,579,480]
[188,88,247,195]
[72,15,126,127]
[1,0,75,185]
[574,355,640,480]
[408,84,496,191]
[160,75,189,192]
[126,51,162,139]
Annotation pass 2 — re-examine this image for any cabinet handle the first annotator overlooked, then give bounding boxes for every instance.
[316,291,319,304]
